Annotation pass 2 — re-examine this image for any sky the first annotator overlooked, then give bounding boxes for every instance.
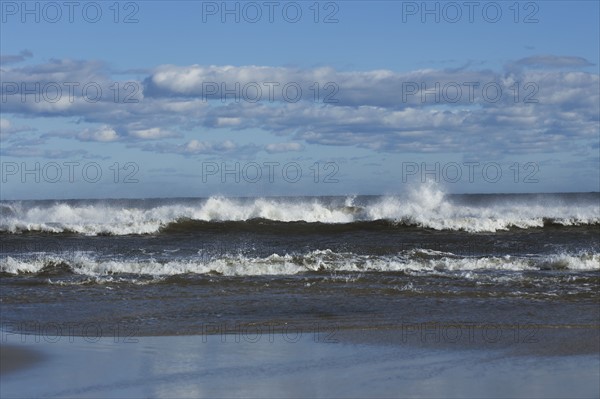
[1,0,599,199]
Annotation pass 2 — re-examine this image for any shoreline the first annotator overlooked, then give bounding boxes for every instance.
[2,322,599,356]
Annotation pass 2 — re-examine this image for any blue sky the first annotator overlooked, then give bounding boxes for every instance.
[1,0,599,199]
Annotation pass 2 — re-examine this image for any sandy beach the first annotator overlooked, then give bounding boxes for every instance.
[1,327,598,399]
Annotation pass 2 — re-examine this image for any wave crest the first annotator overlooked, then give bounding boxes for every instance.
[1,187,598,235]
[2,250,598,277]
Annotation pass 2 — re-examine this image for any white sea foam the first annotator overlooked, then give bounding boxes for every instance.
[1,249,598,277]
[1,185,598,234]
[367,184,599,232]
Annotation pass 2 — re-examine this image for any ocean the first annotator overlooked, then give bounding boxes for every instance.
[1,185,599,339]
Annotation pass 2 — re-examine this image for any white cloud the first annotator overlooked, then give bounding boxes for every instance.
[0,118,36,138]
[77,126,119,142]
[215,117,242,127]
[0,50,33,65]
[515,55,595,68]
[0,118,11,131]
[0,118,12,140]
[1,57,598,158]
[128,127,178,140]
[182,139,238,154]
[265,142,305,153]
[185,139,211,152]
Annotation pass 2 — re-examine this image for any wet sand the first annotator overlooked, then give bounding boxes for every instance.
[1,328,598,398]
[0,345,44,375]
[334,324,600,356]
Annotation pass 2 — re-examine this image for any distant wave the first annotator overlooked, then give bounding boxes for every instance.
[1,249,598,277]
[1,185,599,235]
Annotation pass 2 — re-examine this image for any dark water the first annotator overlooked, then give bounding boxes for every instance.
[1,188,599,337]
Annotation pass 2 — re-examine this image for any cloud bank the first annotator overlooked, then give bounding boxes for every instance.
[1,55,598,159]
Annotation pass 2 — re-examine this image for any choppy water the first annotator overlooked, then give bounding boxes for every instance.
[1,185,598,336]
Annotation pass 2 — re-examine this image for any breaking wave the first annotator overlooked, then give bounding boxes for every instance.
[2,249,598,277]
[1,185,598,235]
